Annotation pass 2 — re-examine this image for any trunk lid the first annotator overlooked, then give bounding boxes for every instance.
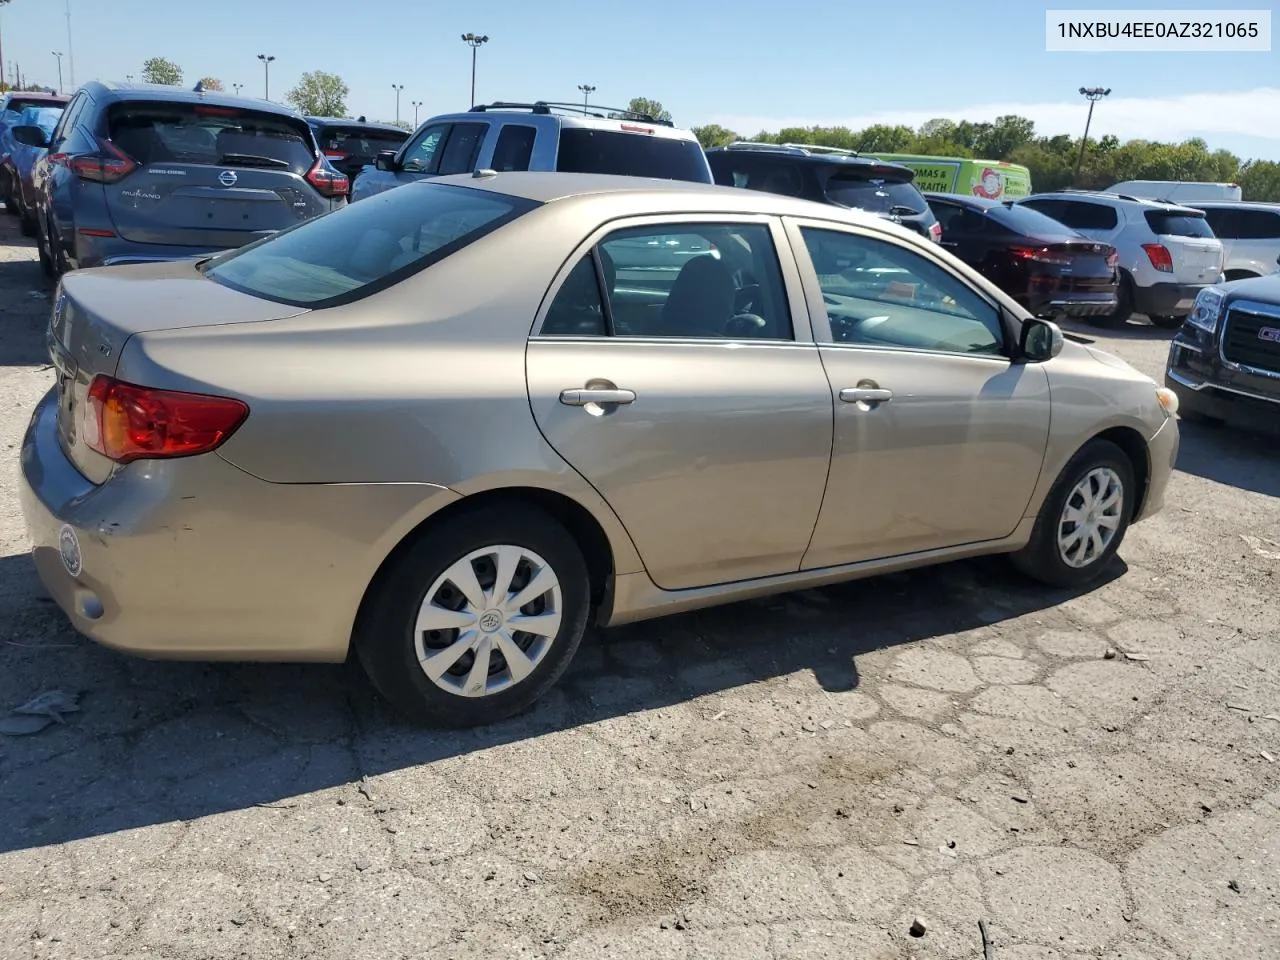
[1143,209,1223,284]
[1045,240,1116,290]
[101,100,328,249]
[48,261,308,484]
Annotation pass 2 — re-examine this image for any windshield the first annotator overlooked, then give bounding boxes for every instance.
[107,102,317,175]
[18,106,63,136]
[204,182,539,307]
[825,176,926,215]
[555,128,712,183]
[987,202,1078,238]
[1144,210,1215,239]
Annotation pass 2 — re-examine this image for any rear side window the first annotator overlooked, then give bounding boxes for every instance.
[825,175,926,215]
[492,125,536,171]
[1055,201,1118,231]
[556,128,710,183]
[1202,208,1237,237]
[204,182,539,307]
[437,122,487,175]
[1145,210,1214,238]
[106,102,316,175]
[1234,209,1280,240]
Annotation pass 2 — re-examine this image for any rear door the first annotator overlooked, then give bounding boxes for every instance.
[1144,209,1222,284]
[99,100,328,250]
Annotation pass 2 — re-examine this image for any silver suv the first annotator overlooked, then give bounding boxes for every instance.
[1016,190,1224,329]
[350,100,713,202]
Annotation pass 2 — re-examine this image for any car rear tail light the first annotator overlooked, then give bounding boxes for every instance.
[82,375,249,464]
[1105,250,1119,269]
[305,156,349,198]
[1011,246,1073,266]
[1142,243,1174,273]
[69,137,138,184]
[929,222,943,243]
[323,149,348,160]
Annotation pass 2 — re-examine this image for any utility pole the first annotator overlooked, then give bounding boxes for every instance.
[64,0,75,87]
[412,100,422,126]
[257,53,275,99]
[578,84,595,110]
[51,51,64,93]
[461,33,488,106]
[1074,86,1111,185]
[391,83,404,123]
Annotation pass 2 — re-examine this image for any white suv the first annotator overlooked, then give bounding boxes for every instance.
[1191,201,1280,281]
[1015,191,1224,329]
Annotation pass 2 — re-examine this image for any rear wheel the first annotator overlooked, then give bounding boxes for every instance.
[1149,315,1183,330]
[1010,439,1135,588]
[36,214,55,278]
[355,504,591,728]
[1090,273,1133,329]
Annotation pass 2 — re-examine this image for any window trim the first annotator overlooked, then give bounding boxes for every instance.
[398,121,452,174]
[530,213,815,344]
[781,214,1019,360]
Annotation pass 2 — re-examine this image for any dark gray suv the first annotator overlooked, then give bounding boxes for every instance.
[13,80,348,277]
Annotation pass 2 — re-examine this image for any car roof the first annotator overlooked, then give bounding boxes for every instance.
[706,143,915,175]
[423,102,700,141]
[2,91,68,105]
[82,80,304,117]
[925,193,1004,209]
[1027,190,1205,214]
[1190,200,1280,211]
[424,170,903,224]
[307,116,406,133]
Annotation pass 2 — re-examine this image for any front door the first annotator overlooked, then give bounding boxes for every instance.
[526,216,834,591]
[784,219,1053,569]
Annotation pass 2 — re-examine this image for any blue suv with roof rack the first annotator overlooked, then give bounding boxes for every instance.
[705,141,942,244]
[348,100,712,202]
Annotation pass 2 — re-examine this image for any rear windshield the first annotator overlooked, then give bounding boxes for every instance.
[555,128,711,183]
[825,176,926,215]
[203,182,539,308]
[1144,210,1214,238]
[987,202,1077,238]
[2,97,63,120]
[314,125,408,156]
[19,106,63,135]
[107,102,317,175]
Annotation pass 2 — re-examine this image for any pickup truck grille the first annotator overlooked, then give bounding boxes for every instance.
[1221,305,1280,375]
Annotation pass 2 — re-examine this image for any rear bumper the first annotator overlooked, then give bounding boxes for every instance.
[1133,281,1212,318]
[73,233,224,270]
[19,388,460,661]
[1032,292,1118,319]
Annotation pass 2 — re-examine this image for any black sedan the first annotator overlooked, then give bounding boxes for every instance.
[926,193,1119,324]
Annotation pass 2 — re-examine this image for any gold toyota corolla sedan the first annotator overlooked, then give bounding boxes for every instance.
[19,172,1180,727]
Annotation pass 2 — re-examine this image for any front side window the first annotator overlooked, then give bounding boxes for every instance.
[800,226,1004,355]
[540,222,793,340]
[401,124,449,173]
[204,182,539,307]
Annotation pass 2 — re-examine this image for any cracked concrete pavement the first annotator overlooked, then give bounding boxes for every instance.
[0,211,1277,960]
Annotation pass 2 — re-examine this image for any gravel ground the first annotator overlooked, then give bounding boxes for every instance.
[0,210,1277,960]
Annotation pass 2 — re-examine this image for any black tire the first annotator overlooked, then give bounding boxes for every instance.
[1010,438,1135,589]
[354,503,591,728]
[1089,273,1133,329]
[0,171,15,216]
[36,215,55,278]
[1149,315,1183,330]
[19,209,36,238]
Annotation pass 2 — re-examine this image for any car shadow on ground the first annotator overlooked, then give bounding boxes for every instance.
[0,548,1121,855]
[1057,315,1176,343]
[1176,417,1280,497]
[0,237,53,368]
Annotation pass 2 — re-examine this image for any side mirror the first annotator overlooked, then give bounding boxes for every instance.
[11,124,50,149]
[1020,317,1065,362]
[374,150,399,172]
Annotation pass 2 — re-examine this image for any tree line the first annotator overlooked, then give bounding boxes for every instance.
[686,112,1280,202]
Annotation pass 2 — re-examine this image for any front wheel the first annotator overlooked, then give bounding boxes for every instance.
[1010,439,1135,588]
[354,504,591,728]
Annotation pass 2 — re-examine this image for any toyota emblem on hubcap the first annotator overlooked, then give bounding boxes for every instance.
[479,610,502,632]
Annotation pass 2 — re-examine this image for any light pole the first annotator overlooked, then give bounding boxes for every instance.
[52,51,64,93]
[412,100,422,126]
[125,74,134,83]
[257,53,275,99]
[578,84,595,110]
[461,33,488,106]
[392,83,404,123]
[233,83,243,95]
[1074,86,1111,185]
[64,0,74,87]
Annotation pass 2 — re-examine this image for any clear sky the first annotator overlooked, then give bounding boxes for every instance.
[2,0,1277,159]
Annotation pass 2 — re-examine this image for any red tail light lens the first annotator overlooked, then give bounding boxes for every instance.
[1142,243,1174,273]
[323,149,348,160]
[82,376,249,464]
[929,222,943,243]
[1010,246,1073,266]
[305,157,349,198]
[69,137,138,184]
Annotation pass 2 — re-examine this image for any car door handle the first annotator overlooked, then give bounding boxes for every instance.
[559,388,636,406]
[840,387,893,404]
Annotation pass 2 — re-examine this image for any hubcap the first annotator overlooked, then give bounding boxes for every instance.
[413,545,562,698]
[1057,467,1124,569]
